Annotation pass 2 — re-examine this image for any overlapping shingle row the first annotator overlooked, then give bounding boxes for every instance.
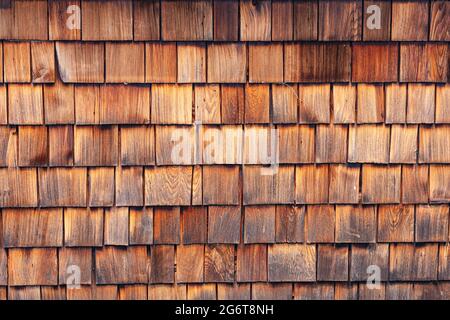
[0,0,448,300]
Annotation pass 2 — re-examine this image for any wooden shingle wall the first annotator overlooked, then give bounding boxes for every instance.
[0,0,449,300]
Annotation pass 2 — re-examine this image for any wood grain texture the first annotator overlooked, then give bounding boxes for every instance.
[296,165,329,204]
[8,287,41,300]
[0,86,6,124]
[244,165,295,205]
[306,205,335,243]
[59,248,92,285]
[100,85,150,124]
[295,283,336,300]
[439,244,450,280]
[181,207,207,244]
[49,126,74,166]
[96,246,148,284]
[351,244,389,281]
[333,84,356,124]
[151,84,192,124]
[400,44,448,82]
[105,43,145,83]
[195,85,221,124]
[348,125,390,163]
[221,85,244,123]
[81,0,133,40]
[0,0,48,40]
[315,125,348,163]
[208,206,241,244]
[390,244,439,281]
[74,85,100,124]
[0,168,38,207]
[201,126,243,163]
[392,0,429,41]
[8,84,43,124]
[161,0,212,40]
[74,126,118,166]
[214,0,238,41]
[145,166,192,206]
[240,0,271,41]
[133,0,160,40]
[31,42,55,83]
[419,126,450,163]
[3,209,62,247]
[104,207,129,246]
[64,208,103,247]
[272,84,298,124]
[329,165,360,204]
[268,244,316,282]
[48,0,81,40]
[402,165,429,204]
[153,207,180,244]
[187,284,216,300]
[176,245,204,283]
[8,248,57,286]
[218,284,250,300]
[192,166,202,205]
[317,245,349,281]
[38,168,87,207]
[236,244,267,282]
[415,205,449,242]
[208,43,247,83]
[244,206,275,244]
[148,284,186,300]
[299,85,330,123]
[116,167,143,206]
[150,245,175,283]
[362,165,401,204]
[0,126,17,167]
[249,44,283,83]
[4,41,30,83]
[378,205,414,242]
[278,125,302,163]
[18,126,48,166]
[44,79,75,124]
[252,283,292,300]
[429,165,450,203]
[204,245,234,282]
[145,43,177,83]
[386,283,414,300]
[430,1,449,41]
[272,0,292,40]
[275,205,305,243]
[119,285,148,300]
[293,0,318,40]
[407,84,435,123]
[244,84,270,123]
[56,42,104,83]
[356,84,384,123]
[389,125,418,163]
[88,168,114,207]
[120,126,155,165]
[285,44,351,82]
[335,206,376,243]
[385,84,407,123]
[318,0,361,40]
[155,126,194,165]
[203,166,240,205]
[436,85,450,123]
[352,44,399,82]
[177,43,206,83]
[130,207,153,245]
[363,0,391,41]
